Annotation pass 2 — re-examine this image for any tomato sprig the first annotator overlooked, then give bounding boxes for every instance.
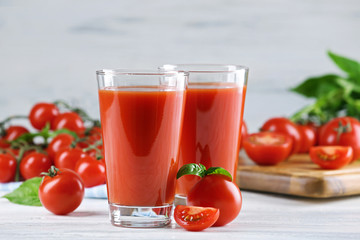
[53,100,101,128]
[0,115,28,138]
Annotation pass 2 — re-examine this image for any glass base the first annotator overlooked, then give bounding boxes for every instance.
[109,203,173,228]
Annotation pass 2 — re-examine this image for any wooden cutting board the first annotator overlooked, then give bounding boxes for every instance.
[236,153,360,198]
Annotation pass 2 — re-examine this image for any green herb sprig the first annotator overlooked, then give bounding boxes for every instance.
[290,51,360,124]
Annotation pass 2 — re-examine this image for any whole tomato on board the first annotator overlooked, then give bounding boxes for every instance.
[310,146,353,170]
[261,117,302,154]
[243,132,293,165]
[47,133,75,160]
[319,117,360,161]
[174,205,219,231]
[297,124,316,153]
[20,152,53,180]
[29,102,59,130]
[0,153,17,183]
[54,148,87,171]
[74,155,106,188]
[239,121,248,150]
[51,112,85,135]
[39,166,84,215]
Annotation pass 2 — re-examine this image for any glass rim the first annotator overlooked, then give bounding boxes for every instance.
[96,69,189,76]
[161,64,249,73]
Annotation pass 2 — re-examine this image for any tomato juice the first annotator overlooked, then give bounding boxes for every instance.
[99,87,185,206]
[177,83,246,196]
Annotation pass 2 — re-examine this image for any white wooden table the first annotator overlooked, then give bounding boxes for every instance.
[1,190,359,240]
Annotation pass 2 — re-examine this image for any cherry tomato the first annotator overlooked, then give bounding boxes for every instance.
[54,148,86,170]
[310,146,353,170]
[51,112,85,135]
[20,152,52,180]
[74,155,106,188]
[47,134,75,160]
[0,126,29,148]
[29,102,59,130]
[4,126,29,141]
[319,117,360,161]
[261,117,302,154]
[297,125,316,153]
[187,174,242,226]
[243,132,293,165]
[239,121,248,150]
[0,138,9,148]
[0,153,16,183]
[39,167,84,215]
[174,205,219,231]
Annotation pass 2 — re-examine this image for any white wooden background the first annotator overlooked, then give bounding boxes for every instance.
[0,0,359,131]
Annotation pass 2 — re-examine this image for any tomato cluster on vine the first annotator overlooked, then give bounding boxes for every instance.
[0,101,105,188]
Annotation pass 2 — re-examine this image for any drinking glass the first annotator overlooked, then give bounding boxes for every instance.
[97,69,188,227]
[161,64,248,198]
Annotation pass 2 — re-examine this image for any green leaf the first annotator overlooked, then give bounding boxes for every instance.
[176,163,206,179]
[205,167,233,181]
[290,74,340,98]
[2,178,42,206]
[51,128,78,139]
[335,78,360,95]
[328,51,360,80]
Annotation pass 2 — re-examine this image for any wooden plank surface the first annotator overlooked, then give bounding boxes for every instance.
[236,153,360,198]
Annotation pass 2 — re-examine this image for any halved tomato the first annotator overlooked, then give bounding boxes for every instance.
[309,146,353,170]
[174,205,219,231]
[243,132,293,165]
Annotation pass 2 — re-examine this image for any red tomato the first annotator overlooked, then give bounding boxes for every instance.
[29,102,59,130]
[74,156,106,188]
[310,146,353,170]
[54,148,86,170]
[243,132,293,165]
[51,112,85,135]
[174,205,219,231]
[20,152,53,180]
[0,126,29,147]
[4,126,29,141]
[297,125,316,153]
[319,117,360,161]
[187,174,242,226]
[261,117,302,154]
[39,167,84,215]
[0,153,17,183]
[47,134,75,160]
[239,121,248,150]
[89,126,102,138]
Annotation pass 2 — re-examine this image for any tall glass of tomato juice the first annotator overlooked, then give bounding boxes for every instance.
[97,69,187,228]
[161,64,248,198]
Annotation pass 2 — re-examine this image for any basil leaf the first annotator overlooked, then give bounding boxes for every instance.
[205,167,233,181]
[2,177,42,206]
[176,163,206,179]
[328,51,360,80]
[290,74,340,98]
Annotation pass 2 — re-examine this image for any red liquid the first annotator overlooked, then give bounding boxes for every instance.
[99,87,185,206]
[177,83,246,196]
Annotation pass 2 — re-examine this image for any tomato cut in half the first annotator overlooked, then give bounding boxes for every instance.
[309,146,353,170]
[261,117,301,154]
[174,205,219,231]
[243,132,293,165]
